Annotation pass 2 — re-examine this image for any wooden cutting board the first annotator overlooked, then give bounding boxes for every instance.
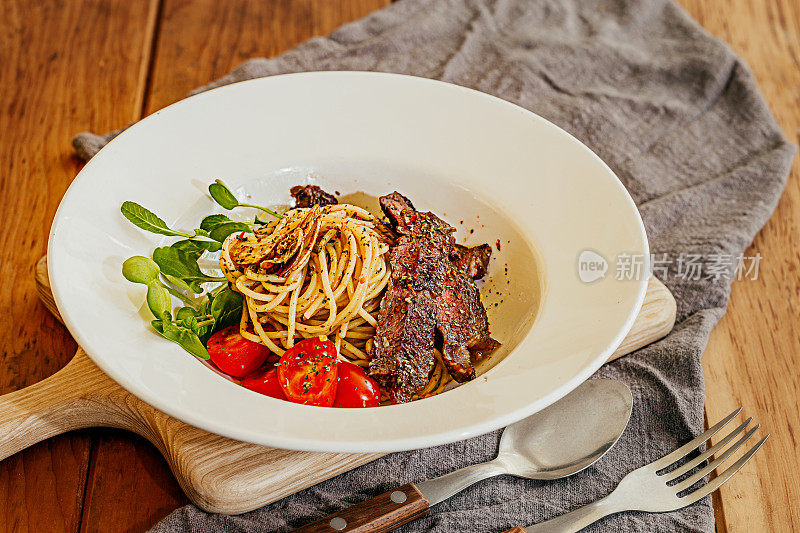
[0,255,676,515]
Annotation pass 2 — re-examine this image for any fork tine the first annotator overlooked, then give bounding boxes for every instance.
[679,435,769,506]
[651,407,742,471]
[672,424,759,493]
[665,417,753,482]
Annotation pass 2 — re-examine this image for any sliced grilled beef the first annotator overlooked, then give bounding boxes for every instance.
[378,191,415,227]
[452,244,492,280]
[369,288,438,403]
[369,192,499,402]
[289,185,338,208]
[436,268,500,381]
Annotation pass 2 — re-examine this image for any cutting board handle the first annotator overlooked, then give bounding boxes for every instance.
[0,352,123,461]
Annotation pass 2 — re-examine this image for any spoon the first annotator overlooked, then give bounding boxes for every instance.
[294,378,633,532]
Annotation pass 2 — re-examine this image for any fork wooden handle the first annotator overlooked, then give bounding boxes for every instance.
[293,483,430,532]
[502,528,528,532]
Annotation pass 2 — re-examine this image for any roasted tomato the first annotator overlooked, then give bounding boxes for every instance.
[241,368,286,400]
[277,336,338,406]
[207,326,271,378]
[333,361,381,408]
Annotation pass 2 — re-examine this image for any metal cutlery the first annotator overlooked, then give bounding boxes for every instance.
[294,379,633,532]
[506,407,768,532]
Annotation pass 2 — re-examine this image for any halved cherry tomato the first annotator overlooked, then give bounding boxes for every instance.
[241,368,286,400]
[333,361,381,408]
[277,337,338,407]
[207,326,271,378]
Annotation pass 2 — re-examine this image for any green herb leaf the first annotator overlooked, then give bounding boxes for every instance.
[122,256,160,284]
[210,289,243,332]
[146,282,172,319]
[152,246,223,293]
[208,180,282,219]
[172,238,222,254]
[176,306,198,321]
[200,214,233,232]
[152,318,210,360]
[179,315,200,334]
[209,221,250,242]
[163,273,195,292]
[174,306,214,341]
[209,180,239,210]
[199,214,249,241]
[121,201,191,237]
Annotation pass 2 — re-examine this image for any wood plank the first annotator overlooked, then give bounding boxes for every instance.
[145,0,394,114]
[78,1,391,530]
[80,432,189,533]
[0,0,157,531]
[675,0,800,531]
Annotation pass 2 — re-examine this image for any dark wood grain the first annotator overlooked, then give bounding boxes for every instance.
[0,0,157,531]
[145,0,393,114]
[294,483,429,533]
[80,432,189,533]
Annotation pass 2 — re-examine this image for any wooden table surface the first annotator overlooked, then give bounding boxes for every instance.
[0,1,797,531]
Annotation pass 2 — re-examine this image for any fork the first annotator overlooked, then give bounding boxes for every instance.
[505,408,768,533]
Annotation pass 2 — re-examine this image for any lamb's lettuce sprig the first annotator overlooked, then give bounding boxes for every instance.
[208,179,282,219]
[119,180,281,360]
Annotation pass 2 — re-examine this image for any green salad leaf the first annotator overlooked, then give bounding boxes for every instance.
[146,282,172,319]
[200,213,249,241]
[210,290,243,332]
[152,318,210,360]
[121,201,194,238]
[208,181,239,210]
[152,246,225,293]
[121,180,269,361]
[172,238,222,254]
[122,256,160,284]
[208,179,283,219]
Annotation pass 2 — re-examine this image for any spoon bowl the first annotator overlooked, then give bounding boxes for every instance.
[417,378,633,505]
[495,378,633,480]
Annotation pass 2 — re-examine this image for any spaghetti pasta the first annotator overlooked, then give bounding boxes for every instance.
[221,203,459,401]
[221,204,390,364]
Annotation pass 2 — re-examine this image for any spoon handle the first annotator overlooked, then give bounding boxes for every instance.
[292,483,430,533]
[415,459,507,506]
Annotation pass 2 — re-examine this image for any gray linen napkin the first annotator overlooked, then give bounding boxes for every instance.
[74,0,795,531]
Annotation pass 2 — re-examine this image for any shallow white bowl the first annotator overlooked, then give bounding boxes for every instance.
[49,72,648,453]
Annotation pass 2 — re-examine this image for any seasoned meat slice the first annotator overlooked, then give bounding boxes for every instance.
[369,192,499,402]
[289,185,338,208]
[452,243,492,280]
[369,288,438,403]
[369,206,451,401]
[435,268,499,382]
[378,191,415,228]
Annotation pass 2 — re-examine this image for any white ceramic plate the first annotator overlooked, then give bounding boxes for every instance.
[49,72,648,453]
